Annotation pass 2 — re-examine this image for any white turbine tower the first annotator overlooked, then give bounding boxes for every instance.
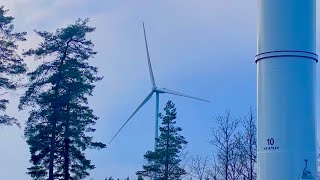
[257,0,317,179]
[108,23,209,150]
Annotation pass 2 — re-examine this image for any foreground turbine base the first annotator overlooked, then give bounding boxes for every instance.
[257,57,316,179]
[257,0,317,179]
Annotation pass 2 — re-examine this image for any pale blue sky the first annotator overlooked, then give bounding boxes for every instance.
[0,1,320,179]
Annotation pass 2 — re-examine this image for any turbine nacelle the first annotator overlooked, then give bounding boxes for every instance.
[153,87,165,93]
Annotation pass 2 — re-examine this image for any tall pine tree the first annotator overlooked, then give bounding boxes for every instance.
[19,18,106,180]
[0,6,27,127]
[142,101,187,180]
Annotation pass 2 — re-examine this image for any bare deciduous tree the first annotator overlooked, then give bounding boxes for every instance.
[206,156,219,180]
[188,155,210,180]
[241,108,257,180]
[210,110,241,180]
[228,133,245,180]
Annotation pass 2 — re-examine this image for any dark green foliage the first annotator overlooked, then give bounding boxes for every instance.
[137,175,144,180]
[20,18,106,180]
[0,6,27,127]
[142,101,187,180]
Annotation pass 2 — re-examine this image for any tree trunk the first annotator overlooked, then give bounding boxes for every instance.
[49,85,59,180]
[64,103,70,180]
[49,40,70,180]
[225,137,229,180]
[249,115,253,180]
[165,121,170,180]
[49,119,56,180]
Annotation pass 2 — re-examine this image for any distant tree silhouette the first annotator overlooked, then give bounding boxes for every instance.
[317,145,320,179]
[206,109,258,180]
[240,108,257,180]
[206,156,219,180]
[104,177,131,180]
[0,6,27,127]
[20,18,105,180]
[188,155,210,180]
[141,101,188,180]
[137,175,144,180]
[210,110,242,180]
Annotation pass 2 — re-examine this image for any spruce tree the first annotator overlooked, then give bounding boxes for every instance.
[19,18,106,180]
[0,6,27,127]
[142,101,187,180]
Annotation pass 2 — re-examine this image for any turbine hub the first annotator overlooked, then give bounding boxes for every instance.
[152,86,157,92]
[154,87,165,93]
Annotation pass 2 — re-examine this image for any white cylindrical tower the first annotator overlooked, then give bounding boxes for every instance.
[256,0,317,179]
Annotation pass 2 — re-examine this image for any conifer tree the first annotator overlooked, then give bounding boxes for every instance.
[142,101,187,180]
[137,175,144,180]
[0,6,27,127]
[19,18,105,180]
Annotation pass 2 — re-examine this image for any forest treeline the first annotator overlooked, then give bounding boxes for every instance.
[132,103,257,180]
[134,105,258,180]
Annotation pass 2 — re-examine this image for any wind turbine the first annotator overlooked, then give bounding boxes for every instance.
[108,23,210,150]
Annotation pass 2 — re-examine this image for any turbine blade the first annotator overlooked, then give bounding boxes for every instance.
[159,88,210,102]
[108,91,154,144]
[142,23,156,87]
